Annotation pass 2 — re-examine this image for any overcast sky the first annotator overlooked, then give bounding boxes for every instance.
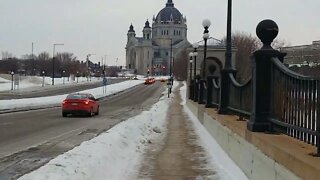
[0,0,319,65]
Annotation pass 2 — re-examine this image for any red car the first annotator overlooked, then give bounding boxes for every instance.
[62,93,100,117]
[144,78,155,84]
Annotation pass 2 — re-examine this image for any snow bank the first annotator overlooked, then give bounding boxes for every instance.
[19,87,171,180]
[180,82,248,180]
[0,80,144,111]
[0,77,11,83]
[0,76,100,92]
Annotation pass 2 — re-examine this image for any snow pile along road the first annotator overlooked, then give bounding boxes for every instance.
[0,76,100,92]
[0,80,144,111]
[19,88,171,180]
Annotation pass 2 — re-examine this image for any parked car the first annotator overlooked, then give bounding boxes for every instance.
[62,93,99,117]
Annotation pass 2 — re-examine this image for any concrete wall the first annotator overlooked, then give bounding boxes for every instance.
[186,100,301,180]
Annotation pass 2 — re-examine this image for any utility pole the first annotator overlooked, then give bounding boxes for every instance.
[52,43,64,85]
[32,42,34,75]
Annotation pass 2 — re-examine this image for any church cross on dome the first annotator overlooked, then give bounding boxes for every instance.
[166,0,174,7]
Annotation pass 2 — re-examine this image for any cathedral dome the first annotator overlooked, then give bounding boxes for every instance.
[155,0,182,23]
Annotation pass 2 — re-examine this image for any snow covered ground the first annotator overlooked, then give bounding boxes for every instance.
[0,80,144,111]
[19,82,248,180]
[0,76,100,92]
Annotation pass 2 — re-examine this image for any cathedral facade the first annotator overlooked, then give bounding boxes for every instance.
[125,0,190,75]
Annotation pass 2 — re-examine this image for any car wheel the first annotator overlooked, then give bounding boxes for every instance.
[62,112,68,117]
[88,108,94,117]
[95,107,99,115]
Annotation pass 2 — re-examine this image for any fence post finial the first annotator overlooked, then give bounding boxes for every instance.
[248,19,284,132]
[256,19,278,50]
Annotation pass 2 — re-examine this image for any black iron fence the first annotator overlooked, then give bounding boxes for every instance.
[188,19,320,154]
[206,76,220,108]
[228,74,252,117]
[269,57,320,147]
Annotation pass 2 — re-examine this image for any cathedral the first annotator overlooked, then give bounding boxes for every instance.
[125,0,190,75]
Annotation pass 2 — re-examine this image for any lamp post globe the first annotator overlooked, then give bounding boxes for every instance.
[202,19,211,29]
[203,33,210,40]
[189,52,194,58]
[192,43,199,49]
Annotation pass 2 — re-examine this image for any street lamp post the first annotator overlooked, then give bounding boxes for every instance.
[189,52,194,85]
[192,43,199,80]
[104,55,107,77]
[169,38,173,94]
[199,19,211,104]
[219,0,234,113]
[42,71,45,87]
[76,71,79,83]
[86,54,95,81]
[31,42,35,76]
[202,19,211,78]
[62,70,66,84]
[225,0,233,69]
[189,52,194,99]
[52,43,64,85]
[11,71,14,90]
[192,43,199,101]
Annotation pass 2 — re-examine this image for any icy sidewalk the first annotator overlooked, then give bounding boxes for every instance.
[136,82,248,180]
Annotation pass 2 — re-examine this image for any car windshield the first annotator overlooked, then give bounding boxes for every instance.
[66,94,88,99]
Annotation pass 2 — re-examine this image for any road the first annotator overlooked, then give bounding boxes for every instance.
[0,78,126,100]
[0,82,165,179]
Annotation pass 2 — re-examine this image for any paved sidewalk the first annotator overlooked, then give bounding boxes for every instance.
[138,83,217,180]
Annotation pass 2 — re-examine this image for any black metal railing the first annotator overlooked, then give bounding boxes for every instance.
[189,19,320,155]
[202,81,207,104]
[207,76,220,107]
[228,74,252,117]
[189,81,194,100]
[269,57,320,149]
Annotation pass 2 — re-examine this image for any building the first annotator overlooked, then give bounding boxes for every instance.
[281,40,320,65]
[125,0,190,75]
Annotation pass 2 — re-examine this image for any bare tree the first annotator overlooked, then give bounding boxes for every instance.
[1,51,13,60]
[272,38,291,51]
[229,31,261,82]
